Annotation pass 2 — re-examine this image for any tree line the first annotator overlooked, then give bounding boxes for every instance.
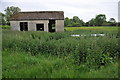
[0,6,120,26]
[65,15,120,27]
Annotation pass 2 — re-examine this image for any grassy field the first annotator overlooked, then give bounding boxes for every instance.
[0,25,10,29]
[2,50,118,78]
[2,26,119,78]
[65,26,118,31]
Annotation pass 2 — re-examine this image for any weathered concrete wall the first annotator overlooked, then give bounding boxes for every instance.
[10,20,49,32]
[30,20,49,32]
[28,21,35,31]
[56,20,64,32]
[10,20,64,32]
[10,21,20,31]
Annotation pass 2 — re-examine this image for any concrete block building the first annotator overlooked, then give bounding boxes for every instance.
[10,11,64,32]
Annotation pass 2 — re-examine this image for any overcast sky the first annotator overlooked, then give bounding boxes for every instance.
[0,0,119,22]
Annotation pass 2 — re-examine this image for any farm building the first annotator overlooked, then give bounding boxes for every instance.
[10,11,64,32]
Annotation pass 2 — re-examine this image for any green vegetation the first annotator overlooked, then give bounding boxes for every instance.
[2,27,119,78]
[0,25,10,29]
[0,6,21,25]
[2,50,118,78]
[65,27,118,31]
[0,27,2,79]
[64,14,118,27]
[1,5,119,78]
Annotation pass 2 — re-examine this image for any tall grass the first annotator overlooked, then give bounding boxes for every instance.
[2,28,119,78]
[3,50,118,78]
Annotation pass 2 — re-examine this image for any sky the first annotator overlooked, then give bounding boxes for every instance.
[0,0,119,22]
[118,1,120,22]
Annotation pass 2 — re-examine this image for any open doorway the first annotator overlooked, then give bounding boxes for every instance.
[48,20,55,32]
[20,22,28,31]
[36,24,44,31]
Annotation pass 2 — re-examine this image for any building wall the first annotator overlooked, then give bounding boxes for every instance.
[10,21,20,31]
[29,20,49,32]
[10,20,49,32]
[56,20,64,32]
[10,20,64,32]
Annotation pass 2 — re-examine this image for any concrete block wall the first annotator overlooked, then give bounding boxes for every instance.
[29,20,49,32]
[10,20,49,32]
[10,20,64,32]
[56,20,64,32]
[28,21,36,31]
[10,21,20,31]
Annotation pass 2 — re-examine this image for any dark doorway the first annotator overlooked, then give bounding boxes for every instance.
[36,24,44,31]
[20,22,28,31]
[48,20,55,32]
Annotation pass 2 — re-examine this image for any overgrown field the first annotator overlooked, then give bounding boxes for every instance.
[65,26,118,31]
[2,27,119,78]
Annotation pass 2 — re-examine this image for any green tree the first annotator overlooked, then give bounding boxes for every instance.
[64,17,71,27]
[4,6,21,25]
[73,16,80,23]
[94,14,106,26]
[80,19,85,26]
[109,18,116,23]
[0,12,6,25]
[117,22,120,26]
[85,22,90,26]
[72,16,84,27]
[88,18,95,26]
[72,16,80,27]
[108,18,116,26]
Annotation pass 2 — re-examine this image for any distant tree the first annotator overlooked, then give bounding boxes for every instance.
[73,16,80,23]
[64,17,71,27]
[102,21,110,26]
[4,6,21,25]
[117,22,120,26]
[88,18,95,26]
[0,12,6,25]
[72,16,85,27]
[94,14,106,26]
[80,19,85,26]
[109,18,116,23]
[65,14,115,27]
[69,19,74,27]
[85,22,90,26]
[72,22,80,27]
[108,18,116,26]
